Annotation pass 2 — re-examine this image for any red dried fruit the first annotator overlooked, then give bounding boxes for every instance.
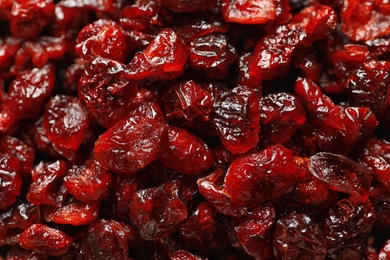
[42,95,90,151]
[126,28,188,81]
[309,152,372,202]
[224,145,297,206]
[85,219,133,260]
[0,37,23,70]
[5,246,48,260]
[221,0,276,24]
[0,154,22,210]
[129,184,188,240]
[160,126,215,175]
[273,213,327,259]
[161,0,217,12]
[76,19,130,63]
[379,238,390,260]
[94,102,167,173]
[64,159,114,203]
[78,57,138,128]
[18,224,73,256]
[114,174,142,223]
[10,0,55,39]
[341,0,390,41]
[170,250,203,260]
[212,86,260,154]
[322,198,375,259]
[189,34,236,79]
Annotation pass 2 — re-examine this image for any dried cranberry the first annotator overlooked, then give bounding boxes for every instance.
[220,0,277,24]
[161,0,217,12]
[0,154,22,210]
[170,250,203,260]
[379,238,390,260]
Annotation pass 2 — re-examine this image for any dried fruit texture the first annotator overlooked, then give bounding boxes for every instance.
[273,213,327,259]
[85,219,133,260]
[221,0,276,24]
[230,203,275,259]
[189,34,237,79]
[18,224,73,256]
[94,102,167,173]
[322,198,375,259]
[78,57,138,128]
[57,0,116,13]
[249,5,336,80]
[10,0,55,39]
[360,139,390,190]
[163,80,213,128]
[341,0,390,41]
[5,246,48,260]
[259,92,306,146]
[0,37,23,70]
[27,160,70,207]
[0,154,22,210]
[64,159,114,203]
[160,126,215,175]
[126,28,188,82]
[161,0,217,12]
[309,152,372,202]
[42,95,90,151]
[76,19,130,63]
[379,238,390,260]
[170,250,203,260]
[129,184,188,240]
[224,145,297,206]
[212,86,260,154]
[347,60,390,121]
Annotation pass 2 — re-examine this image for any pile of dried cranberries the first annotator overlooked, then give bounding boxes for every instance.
[0,0,390,259]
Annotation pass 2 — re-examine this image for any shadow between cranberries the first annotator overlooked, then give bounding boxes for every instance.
[0,0,389,259]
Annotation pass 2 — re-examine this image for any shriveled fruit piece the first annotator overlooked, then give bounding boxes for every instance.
[94,102,167,173]
[85,219,133,260]
[322,198,375,259]
[170,250,203,260]
[308,152,372,202]
[10,0,55,39]
[160,126,214,175]
[18,224,73,256]
[5,246,48,260]
[44,199,99,226]
[42,95,90,151]
[64,159,114,203]
[212,86,260,154]
[189,34,237,79]
[359,138,390,189]
[0,154,22,210]
[224,145,297,206]
[76,19,130,63]
[27,160,70,207]
[161,0,217,12]
[78,57,138,128]
[126,28,188,82]
[129,184,187,240]
[0,37,23,70]
[114,174,142,222]
[379,238,390,260]
[273,213,327,259]
[221,0,276,24]
[341,0,390,41]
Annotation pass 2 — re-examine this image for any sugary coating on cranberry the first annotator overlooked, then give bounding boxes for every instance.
[221,0,277,24]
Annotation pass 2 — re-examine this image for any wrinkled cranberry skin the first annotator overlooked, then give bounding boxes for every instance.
[0,155,22,210]
[10,0,55,39]
[161,0,217,12]
[18,224,74,256]
[221,0,276,24]
[212,86,260,154]
[78,57,138,128]
[189,34,237,80]
[379,238,390,260]
[224,145,297,206]
[170,250,203,260]
[76,19,130,63]
[160,126,215,175]
[129,184,188,240]
[94,102,167,173]
[273,213,327,260]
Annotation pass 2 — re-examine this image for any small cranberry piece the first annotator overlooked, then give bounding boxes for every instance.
[64,159,114,203]
[309,152,372,202]
[189,34,237,79]
[18,224,73,256]
[161,0,217,12]
[78,57,138,128]
[76,19,130,63]
[0,37,23,70]
[94,102,167,173]
[0,154,22,210]
[379,238,390,260]
[114,174,142,222]
[212,86,260,154]
[273,213,327,259]
[224,145,297,206]
[42,95,90,151]
[170,250,203,260]
[5,246,47,259]
[85,219,133,260]
[160,126,215,175]
[221,0,276,24]
[10,0,55,39]
[129,184,188,240]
